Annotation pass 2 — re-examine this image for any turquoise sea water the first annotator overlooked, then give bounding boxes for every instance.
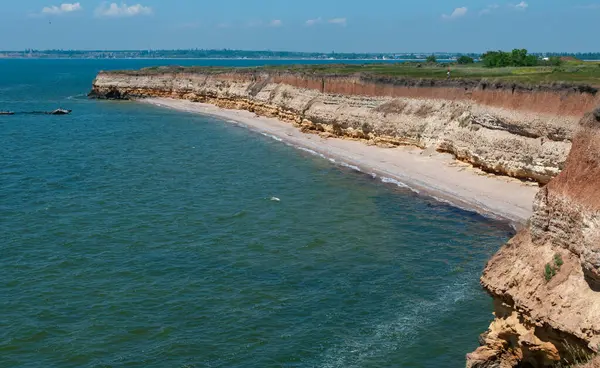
[0,59,511,367]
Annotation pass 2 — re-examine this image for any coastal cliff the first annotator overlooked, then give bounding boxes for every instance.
[89,68,599,184]
[466,108,600,367]
[91,67,600,366]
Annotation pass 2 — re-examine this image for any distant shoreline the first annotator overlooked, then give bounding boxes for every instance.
[0,57,434,61]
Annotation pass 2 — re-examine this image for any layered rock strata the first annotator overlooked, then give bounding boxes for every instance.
[90,69,599,184]
[467,108,600,367]
[91,68,600,366]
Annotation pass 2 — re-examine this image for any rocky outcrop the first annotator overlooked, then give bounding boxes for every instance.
[466,108,600,367]
[89,69,599,184]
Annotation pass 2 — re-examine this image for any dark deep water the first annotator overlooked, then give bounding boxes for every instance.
[0,59,511,367]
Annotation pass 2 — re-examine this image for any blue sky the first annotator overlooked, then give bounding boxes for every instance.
[1,0,599,52]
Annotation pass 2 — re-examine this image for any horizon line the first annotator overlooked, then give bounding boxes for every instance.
[2,49,600,54]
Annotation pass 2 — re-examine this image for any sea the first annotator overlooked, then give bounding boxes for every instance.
[0,59,512,367]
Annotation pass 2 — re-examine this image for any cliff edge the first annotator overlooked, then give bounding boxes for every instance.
[467,108,600,367]
[89,68,599,184]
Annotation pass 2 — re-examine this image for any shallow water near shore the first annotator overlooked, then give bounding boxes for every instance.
[1,59,512,367]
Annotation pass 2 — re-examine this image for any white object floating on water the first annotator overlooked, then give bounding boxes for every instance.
[270,197,281,202]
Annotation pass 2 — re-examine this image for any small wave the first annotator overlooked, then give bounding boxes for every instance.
[340,162,361,172]
[66,94,86,100]
[260,132,283,142]
[380,176,420,194]
[297,147,327,160]
[270,197,281,202]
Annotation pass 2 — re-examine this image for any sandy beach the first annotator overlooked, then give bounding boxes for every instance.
[143,97,539,224]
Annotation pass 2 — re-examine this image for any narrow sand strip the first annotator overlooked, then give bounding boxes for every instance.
[143,98,539,224]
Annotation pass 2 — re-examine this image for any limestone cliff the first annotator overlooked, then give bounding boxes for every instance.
[466,108,600,367]
[91,68,600,366]
[89,68,599,184]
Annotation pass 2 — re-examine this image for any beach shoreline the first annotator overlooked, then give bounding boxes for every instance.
[142,97,539,225]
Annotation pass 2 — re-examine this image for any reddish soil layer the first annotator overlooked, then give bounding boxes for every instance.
[187,72,600,117]
[548,108,600,208]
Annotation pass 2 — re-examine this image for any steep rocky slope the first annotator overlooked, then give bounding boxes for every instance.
[89,69,599,184]
[467,108,600,367]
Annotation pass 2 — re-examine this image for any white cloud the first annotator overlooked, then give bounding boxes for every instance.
[245,19,282,28]
[328,17,347,26]
[511,1,528,10]
[305,17,322,26]
[479,4,499,15]
[442,7,468,19]
[95,3,152,17]
[306,17,347,26]
[41,3,82,15]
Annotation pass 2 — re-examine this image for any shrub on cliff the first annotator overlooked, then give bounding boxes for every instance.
[481,49,539,67]
[457,55,474,64]
[548,56,563,66]
[544,253,564,282]
[554,253,564,268]
[545,263,557,281]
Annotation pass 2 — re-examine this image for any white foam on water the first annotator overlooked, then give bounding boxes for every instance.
[296,148,366,174]
[260,132,283,142]
[317,274,476,368]
[380,176,420,194]
[297,147,327,160]
[66,93,86,100]
[340,162,362,172]
[297,147,318,155]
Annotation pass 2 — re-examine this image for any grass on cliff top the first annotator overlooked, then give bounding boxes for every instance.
[262,61,600,85]
[125,60,600,86]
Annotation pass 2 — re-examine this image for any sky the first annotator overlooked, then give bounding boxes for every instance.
[1,0,599,52]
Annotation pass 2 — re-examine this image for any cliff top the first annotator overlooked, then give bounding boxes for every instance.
[102,61,600,90]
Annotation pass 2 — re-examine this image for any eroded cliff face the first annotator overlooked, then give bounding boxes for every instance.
[467,109,600,367]
[91,69,600,366]
[89,70,598,184]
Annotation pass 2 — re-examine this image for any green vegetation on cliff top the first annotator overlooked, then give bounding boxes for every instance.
[127,59,600,86]
[260,60,600,85]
